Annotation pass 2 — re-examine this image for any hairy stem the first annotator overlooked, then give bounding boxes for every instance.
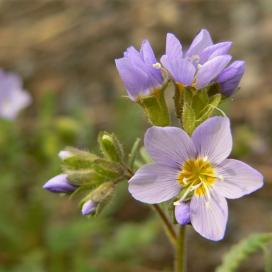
[152,204,177,247]
[175,226,186,272]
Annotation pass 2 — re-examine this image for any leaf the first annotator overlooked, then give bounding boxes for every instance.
[128,138,141,169]
[216,233,272,272]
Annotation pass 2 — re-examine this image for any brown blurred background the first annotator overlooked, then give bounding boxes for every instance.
[0,0,271,271]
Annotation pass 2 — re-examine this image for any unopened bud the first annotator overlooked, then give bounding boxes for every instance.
[81,200,97,216]
[43,174,77,193]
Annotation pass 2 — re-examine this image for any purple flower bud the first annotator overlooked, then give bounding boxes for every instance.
[0,70,31,120]
[175,201,191,225]
[81,200,97,216]
[217,61,245,96]
[43,174,76,193]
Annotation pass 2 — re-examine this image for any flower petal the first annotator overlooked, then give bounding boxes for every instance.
[186,29,213,58]
[200,42,232,64]
[217,61,245,96]
[161,55,196,85]
[190,190,228,241]
[175,201,191,225]
[214,159,263,199]
[115,58,150,100]
[192,117,232,164]
[144,126,196,168]
[166,33,183,60]
[128,163,180,204]
[196,55,232,89]
[140,39,157,65]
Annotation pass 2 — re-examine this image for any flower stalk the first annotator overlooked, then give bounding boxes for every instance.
[175,226,186,272]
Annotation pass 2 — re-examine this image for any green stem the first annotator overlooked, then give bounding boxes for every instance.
[152,204,177,247]
[175,225,186,272]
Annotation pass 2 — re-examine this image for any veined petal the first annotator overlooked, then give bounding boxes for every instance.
[161,55,196,85]
[214,159,263,199]
[186,29,213,58]
[196,55,232,89]
[140,40,157,65]
[128,163,180,204]
[190,189,228,241]
[175,201,191,225]
[144,126,196,168]
[192,117,232,165]
[166,33,183,60]
[200,42,232,64]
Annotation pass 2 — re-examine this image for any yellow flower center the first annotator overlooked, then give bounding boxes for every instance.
[177,157,217,197]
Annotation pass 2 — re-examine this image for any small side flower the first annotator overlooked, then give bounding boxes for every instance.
[0,70,31,120]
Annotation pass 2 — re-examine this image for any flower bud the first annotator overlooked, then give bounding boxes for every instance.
[81,200,97,216]
[217,61,245,96]
[58,150,73,160]
[43,174,76,193]
[98,132,124,162]
[174,201,190,225]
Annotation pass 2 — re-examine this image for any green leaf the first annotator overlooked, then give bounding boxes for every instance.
[216,233,272,272]
[128,138,141,169]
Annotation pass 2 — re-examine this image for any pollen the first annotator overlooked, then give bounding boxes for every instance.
[177,158,217,197]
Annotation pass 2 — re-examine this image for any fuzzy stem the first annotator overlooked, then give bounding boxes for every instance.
[152,204,177,247]
[175,225,186,272]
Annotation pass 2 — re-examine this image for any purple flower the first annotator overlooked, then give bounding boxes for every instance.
[217,61,245,96]
[115,40,163,101]
[0,70,31,119]
[43,174,77,193]
[128,117,263,241]
[81,200,97,216]
[161,29,242,91]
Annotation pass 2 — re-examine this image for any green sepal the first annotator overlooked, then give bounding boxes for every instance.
[174,83,185,119]
[182,88,196,135]
[137,86,170,127]
[61,147,98,171]
[93,159,124,179]
[98,131,124,162]
[180,87,222,134]
[79,182,115,216]
[67,169,107,187]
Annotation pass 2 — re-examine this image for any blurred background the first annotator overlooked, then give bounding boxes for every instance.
[0,0,271,271]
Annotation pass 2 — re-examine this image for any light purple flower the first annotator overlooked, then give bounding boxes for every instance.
[0,70,31,119]
[81,200,97,216]
[161,30,240,90]
[128,117,263,241]
[115,40,163,101]
[217,61,245,96]
[43,174,77,193]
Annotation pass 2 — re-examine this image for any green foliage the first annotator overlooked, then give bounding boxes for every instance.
[216,233,272,272]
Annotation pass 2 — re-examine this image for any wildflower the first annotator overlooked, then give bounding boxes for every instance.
[161,29,244,92]
[43,174,77,193]
[128,117,263,241]
[81,200,97,216]
[0,70,31,119]
[115,40,163,101]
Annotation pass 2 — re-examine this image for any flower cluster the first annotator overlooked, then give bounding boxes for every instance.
[44,29,263,243]
[116,29,245,100]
